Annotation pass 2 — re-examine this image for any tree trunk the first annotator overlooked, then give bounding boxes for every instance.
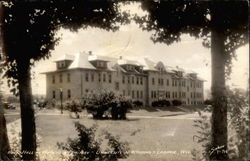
[0,97,11,160]
[17,61,36,161]
[210,23,229,160]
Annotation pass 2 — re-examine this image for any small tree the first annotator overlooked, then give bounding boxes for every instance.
[65,100,84,119]
[85,90,131,120]
[57,122,130,161]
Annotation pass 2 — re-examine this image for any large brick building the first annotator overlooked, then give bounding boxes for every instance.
[43,51,204,106]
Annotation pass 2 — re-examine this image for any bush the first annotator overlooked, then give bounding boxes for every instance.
[85,90,132,120]
[161,100,171,106]
[57,122,130,161]
[65,100,84,119]
[133,100,143,107]
[152,100,171,107]
[172,100,182,106]
[204,99,213,105]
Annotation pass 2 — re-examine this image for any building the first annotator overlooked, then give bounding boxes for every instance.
[42,51,205,106]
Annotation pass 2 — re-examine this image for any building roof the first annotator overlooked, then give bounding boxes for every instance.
[68,52,96,69]
[44,51,204,81]
[140,58,157,71]
[54,54,75,62]
[88,54,112,62]
[117,58,141,66]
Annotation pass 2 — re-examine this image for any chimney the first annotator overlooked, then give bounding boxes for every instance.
[89,51,92,55]
[119,56,122,59]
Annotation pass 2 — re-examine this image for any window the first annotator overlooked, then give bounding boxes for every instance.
[179,92,181,98]
[128,76,130,83]
[115,82,119,90]
[172,92,175,98]
[123,90,125,96]
[137,90,139,98]
[166,79,169,86]
[52,75,55,84]
[108,74,112,83]
[151,91,154,98]
[175,92,177,98]
[98,73,101,82]
[179,81,181,86]
[172,79,174,86]
[158,78,161,85]
[132,76,134,84]
[91,73,94,82]
[140,77,143,85]
[154,91,157,98]
[67,89,71,99]
[122,76,125,84]
[52,90,56,99]
[132,90,134,99]
[152,78,155,85]
[191,92,193,98]
[59,74,63,83]
[67,73,70,82]
[140,91,143,98]
[85,89,89,93]
[136,77,139,84]
[103,73,106,82]
[166,91,170,98]
[85,73,89,82]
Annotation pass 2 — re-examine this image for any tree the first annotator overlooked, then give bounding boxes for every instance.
[0,1,128,160]
[135,1,248,160]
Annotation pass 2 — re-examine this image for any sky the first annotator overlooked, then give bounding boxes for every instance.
[1,3,249,98]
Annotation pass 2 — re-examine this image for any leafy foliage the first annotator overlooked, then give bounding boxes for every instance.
[151,100,171,107]
[57,122,130,161]
[65,100,84,119]
[135,1,248,77]
[204,99,213,105]
[132,100,143,107]
[172,99,182,106]
[1,1,129,94]
[192,88,249,161]
[85,90,132,120]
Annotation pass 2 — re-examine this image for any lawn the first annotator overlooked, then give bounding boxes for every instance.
[35,108,202,161]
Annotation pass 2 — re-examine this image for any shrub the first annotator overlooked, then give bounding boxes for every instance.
[65,100,84,119]
[204,99,213,105]
[85,90,132,120]
[151,101,158,107]
[160,100,171,106]
[172,99,182,106]
[152,100,171,107]
[57,122,130,161]
[133,100,143,107]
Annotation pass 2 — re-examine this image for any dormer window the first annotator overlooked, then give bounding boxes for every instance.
[56,60,73,70]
